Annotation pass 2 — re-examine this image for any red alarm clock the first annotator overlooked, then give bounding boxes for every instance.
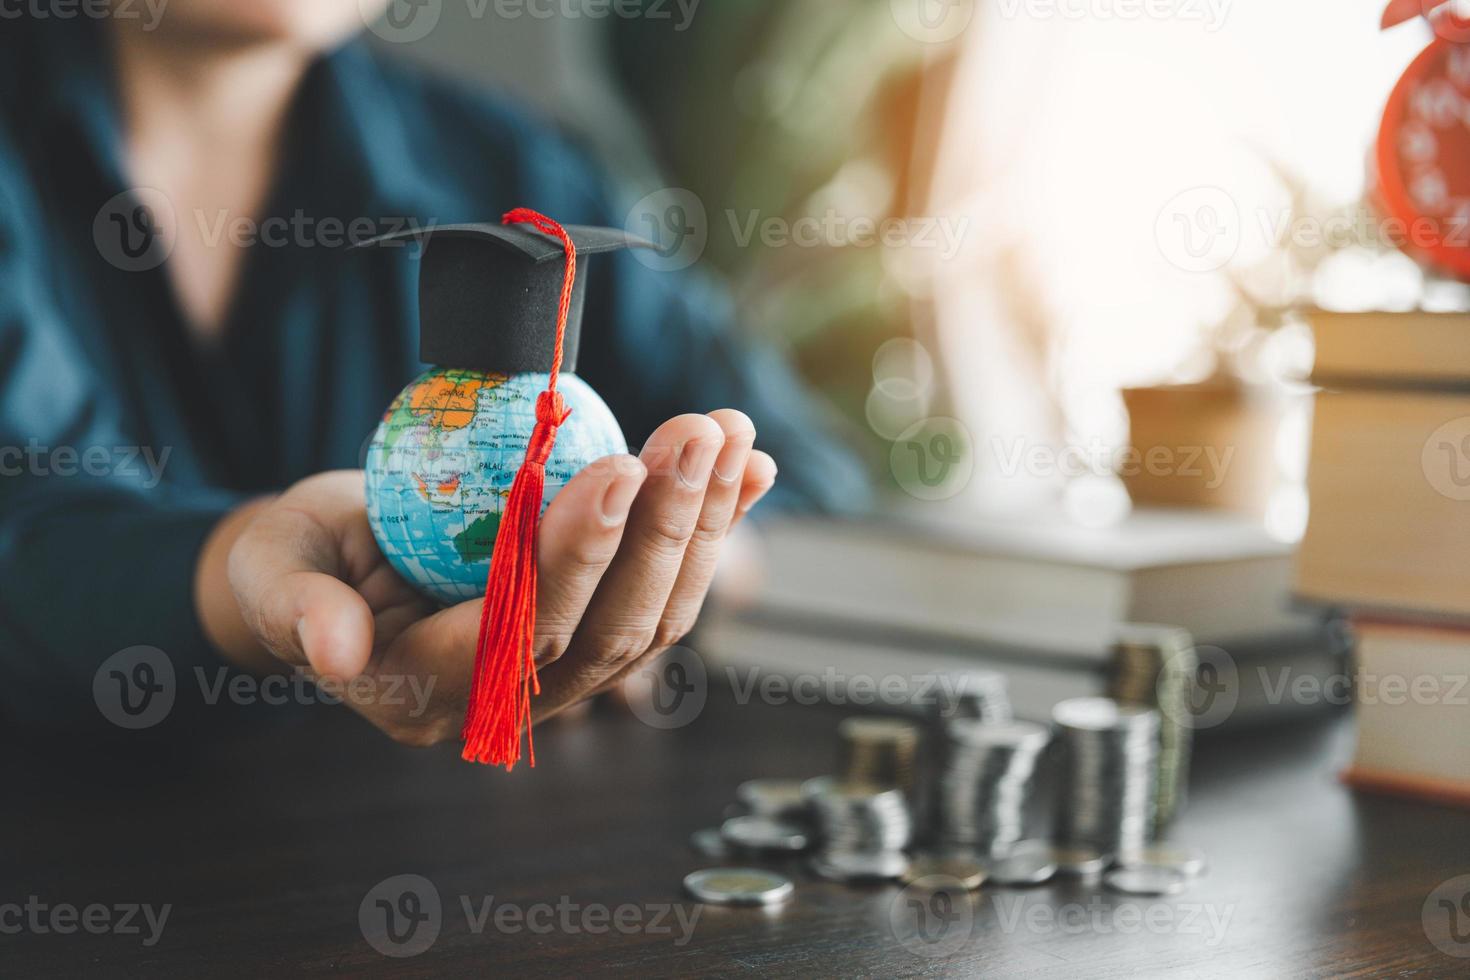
[1378,0,1470,278]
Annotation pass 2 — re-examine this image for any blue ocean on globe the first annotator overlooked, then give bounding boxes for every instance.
[365,368,627,604]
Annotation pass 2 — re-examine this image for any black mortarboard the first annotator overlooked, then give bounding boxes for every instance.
[362,223,654,373]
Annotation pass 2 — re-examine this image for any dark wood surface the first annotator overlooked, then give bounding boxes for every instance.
[3,687,1468,978]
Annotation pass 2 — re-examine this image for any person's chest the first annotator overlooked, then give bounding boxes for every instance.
[31,154,422,492]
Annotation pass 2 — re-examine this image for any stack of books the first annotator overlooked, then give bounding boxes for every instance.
[1300,308,1470,805]
[701,506,1341,727]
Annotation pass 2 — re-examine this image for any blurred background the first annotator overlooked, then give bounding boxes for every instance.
[373,0,1459,530]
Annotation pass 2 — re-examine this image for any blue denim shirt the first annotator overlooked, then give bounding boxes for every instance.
[0,19,869,721]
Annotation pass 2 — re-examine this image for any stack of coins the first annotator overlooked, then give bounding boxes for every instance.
[1108,625,1196,829]
[801,776,913,854]
[836,717,921,796]
[936,719,1051,852]
[1052,697,1160,855]
[932,670,1013,723]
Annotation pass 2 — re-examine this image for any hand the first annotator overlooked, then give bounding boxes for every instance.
[195,411,776,746]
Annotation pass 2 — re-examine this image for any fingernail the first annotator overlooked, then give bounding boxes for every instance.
[713,435,753,483]
[676,439,718,489]
[600,471,643,525]
[739,474,777,514]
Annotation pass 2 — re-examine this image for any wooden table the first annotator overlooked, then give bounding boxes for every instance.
[3,686,1467,977]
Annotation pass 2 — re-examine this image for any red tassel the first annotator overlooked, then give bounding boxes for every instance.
[461,209,578,769]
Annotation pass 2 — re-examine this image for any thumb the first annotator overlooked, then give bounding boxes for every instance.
[261,571,376,680]
[227,485,377,679]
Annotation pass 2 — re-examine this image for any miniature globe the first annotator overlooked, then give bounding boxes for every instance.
[365,368,627,604]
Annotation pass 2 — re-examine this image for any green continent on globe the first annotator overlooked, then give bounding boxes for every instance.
[453,512,501,564]
[365,368,628,605]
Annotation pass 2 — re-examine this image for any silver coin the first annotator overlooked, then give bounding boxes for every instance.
[1050,845,1109,875]
[736,779,809,819]
[1104,866,1188,896]
[690,827,731,859]
[801,776,913,852]
[683,868,794,906]
[1115,845,1207,877]
[986,849,1057,886]
[993,839,1051,859]
[810,849,910,882]
[1052,696,1157,732]
[1052,697,1161,855]
[901,854,987,890]
[721,815,810,852]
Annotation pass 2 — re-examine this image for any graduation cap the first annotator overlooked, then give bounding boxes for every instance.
[362,220,655,374]
[364,209,655,769]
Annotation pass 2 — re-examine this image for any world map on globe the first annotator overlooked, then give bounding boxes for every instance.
[365,368,628,605]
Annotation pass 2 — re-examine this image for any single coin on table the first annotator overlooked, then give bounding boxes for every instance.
[1103,866,1189,896]
[811,850,911,882]
[683,868,795,906]
[986,847,1057,886]
[1115,845,1207,877]
[901,854,988,890]
[721,815,810,853]
[1050,845,1109,876]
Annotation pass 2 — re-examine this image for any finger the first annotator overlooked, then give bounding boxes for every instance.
[228,505,375,680]
[594,444,777,698]
[648,409,754,651]
[534,413,724,717]
[533,453,648,664]
[731,450,777,529]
